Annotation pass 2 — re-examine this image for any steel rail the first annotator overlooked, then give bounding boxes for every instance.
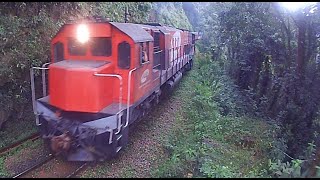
[12,154,54,178]
[0,133,40,156]
[65,163,88,178]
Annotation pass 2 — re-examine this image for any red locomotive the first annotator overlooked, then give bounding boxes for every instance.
[30,16,196,161]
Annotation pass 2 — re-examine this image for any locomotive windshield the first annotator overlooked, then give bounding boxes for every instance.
[68,37,112,57]
[91,37,112,56]
[68,38,87,56]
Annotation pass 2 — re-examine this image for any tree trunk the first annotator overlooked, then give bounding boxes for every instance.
[296,17,307,75]
[287,16,292,68]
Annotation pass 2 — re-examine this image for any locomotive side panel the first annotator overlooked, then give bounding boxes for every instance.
[109,26,136,105]
[166,28,184,80]
[132,41,160,104]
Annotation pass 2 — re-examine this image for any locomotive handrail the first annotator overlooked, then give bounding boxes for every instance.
[152,64,161,69]
[42,63,51,96]
[154,50,162,54]
[93,73,123,134]
[93,73,123,112]
[125,67,139,128]
[30,63,50,126]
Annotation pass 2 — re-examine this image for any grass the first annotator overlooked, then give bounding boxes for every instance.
[0,138,43,177]
[119,167,136,178]
[0,156,6,177]
[79,161,111,178]
[0,114,37,149]
[151,52,283,178]
[0,107,39,177]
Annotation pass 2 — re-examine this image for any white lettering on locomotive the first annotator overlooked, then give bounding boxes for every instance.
[169,31,181,67]
[141,69,150,84]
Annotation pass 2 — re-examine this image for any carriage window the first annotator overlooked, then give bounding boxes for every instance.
[53,42,64,62]
[118,41,131,69]
[154,31,160,48]
[140,42,149,64]
[68,38,87,56]
[91,37,112,56]
[192,34,195,44]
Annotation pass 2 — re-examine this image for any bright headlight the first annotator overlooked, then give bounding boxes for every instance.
[77,24,89,43]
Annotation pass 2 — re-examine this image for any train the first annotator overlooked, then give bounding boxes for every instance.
[30,16,197,161]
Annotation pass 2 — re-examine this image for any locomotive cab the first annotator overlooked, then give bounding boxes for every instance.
[50,22,123,113]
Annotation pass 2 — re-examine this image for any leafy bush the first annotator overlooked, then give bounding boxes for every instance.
[152,2,192,30]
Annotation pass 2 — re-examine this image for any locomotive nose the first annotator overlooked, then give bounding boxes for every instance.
[49,60,114,113]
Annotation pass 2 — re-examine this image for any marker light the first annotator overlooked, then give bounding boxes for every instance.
[76,24,89,43]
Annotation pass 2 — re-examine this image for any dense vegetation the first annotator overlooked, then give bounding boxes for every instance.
[189,2,320,177]
[152,2,320,178]
[2,1,320,178]
[153,52,284,178]
[150,2,192,30]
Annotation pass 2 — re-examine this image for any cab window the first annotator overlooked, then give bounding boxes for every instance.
[53,42,64,62]
[68,38,87,56]
[140,42,149,64]
[118,41,131,69]
[68,37,112,56]
[91,37,112,56]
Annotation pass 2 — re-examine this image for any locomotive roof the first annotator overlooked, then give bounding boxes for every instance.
[138,22,192,34]
[110,22,153,43]
[138,24,159,30]
[161,26,175,31]
[156,26,171,34]
[141,22,162,26]
[137,24,170,35]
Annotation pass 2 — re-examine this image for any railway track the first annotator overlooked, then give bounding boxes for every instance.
[0,132,87,178]
[65,163,88,178]
[0,132,40,156]
[11,153,87,178]
[12,154,54,178]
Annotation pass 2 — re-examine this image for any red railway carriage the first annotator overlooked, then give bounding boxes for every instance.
[30,17,196,161]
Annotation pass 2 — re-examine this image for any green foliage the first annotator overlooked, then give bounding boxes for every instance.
[153,52,283,178]
[200,2,320,162]
[0,156,7,177]
[93,2,152,23]
[120,167,136,178]
[268,159,303,178]
[200,160,236,178]
[182,3,200,31]
[195,2,233,53]
[0,115,37,149]
[268,141,319,178]
[151,2,192,30]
